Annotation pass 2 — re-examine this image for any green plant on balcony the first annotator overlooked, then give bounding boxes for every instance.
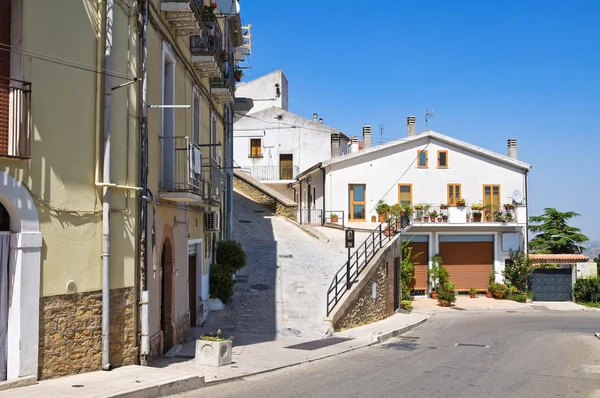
[504,203,515,211]
[471,203,485,211]
[456,198,466,207]
[234,69,243,82]
[220,49,228,62]
[203,3,217,20]
[440,203,449,210]
[493,210,506,222]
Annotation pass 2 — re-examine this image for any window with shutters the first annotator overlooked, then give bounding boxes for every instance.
[249,138,262,158]
[398,184,412,206]
[447,183,462,205]
[437,150,448,168]
[417,150,428,168]
[483,184,501,212]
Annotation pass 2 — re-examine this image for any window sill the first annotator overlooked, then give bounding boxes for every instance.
[248,155,263,158]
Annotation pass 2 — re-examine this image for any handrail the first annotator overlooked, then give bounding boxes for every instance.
[326,213,410,316]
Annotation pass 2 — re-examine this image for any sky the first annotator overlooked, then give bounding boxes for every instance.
[240,0,600,241]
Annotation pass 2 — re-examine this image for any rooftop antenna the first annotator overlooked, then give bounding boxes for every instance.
[379,124,384,145]
[425,108,435,130]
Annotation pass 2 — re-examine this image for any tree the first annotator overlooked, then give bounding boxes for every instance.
[502,250,533,292]
[528,208,588,254]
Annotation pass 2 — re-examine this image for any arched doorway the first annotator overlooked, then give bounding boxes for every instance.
[160,238,175,354]
[1,202,10,381]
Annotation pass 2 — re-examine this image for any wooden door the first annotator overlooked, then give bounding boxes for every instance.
[349,184,366,221]
[483,184,501,217]
[188,255,197,326]
[279,154,293,180]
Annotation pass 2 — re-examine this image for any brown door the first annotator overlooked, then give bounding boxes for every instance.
[0,0,11,155]
[439,241,493,290]
[188,255,197,327]
[279,154,293,180]
[407,241,429,291]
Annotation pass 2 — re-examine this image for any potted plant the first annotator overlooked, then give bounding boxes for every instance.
[437,282,456,307]
[456,198,466,207]
[429,210,438,223]
[371,215,376,222]
[469,288,477,298]
[489,282,508,299]
[375,200,389,222]
[428,254,448,298]
[493,210,506,223]
[330,213,339,223]
[431,287,438,299]
[421,204,431,222]
[505,212,514,222]
[440,203,449,210]
[442,214,448,222]
[195,329,233,367]
[487,271,495,298]
[504,203,515,211]
[485,213,493,222]
[466,212,472,222]
[413,204,423,222]
[234,69,243,82]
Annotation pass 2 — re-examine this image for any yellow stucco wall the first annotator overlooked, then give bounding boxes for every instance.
[0,0,138,296]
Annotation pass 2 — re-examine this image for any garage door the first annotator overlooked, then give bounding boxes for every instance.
[404,235,428,293]
[439,235,494,291]
[530,268,572,301]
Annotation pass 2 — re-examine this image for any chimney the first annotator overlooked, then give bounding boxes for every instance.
[407,116,417,136]
[350,136,358,153]
[507,139,517,159]
[319,118,323,124]
[362,125,372,149]
[313,113,318,122]
[331,133,340,158]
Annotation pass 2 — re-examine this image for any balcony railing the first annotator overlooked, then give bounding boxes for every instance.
[159,136,203,197]
[190,19,225,65]
[0,76,31,159]
[202,158,223,203]
[161,0,204,36]
[411,203,525,224]
[239,165,299,181]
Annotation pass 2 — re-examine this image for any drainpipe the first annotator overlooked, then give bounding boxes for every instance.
[139,0,150,366]
[524,169,529,254]
[320,166,325,225]
[101,0,114,371]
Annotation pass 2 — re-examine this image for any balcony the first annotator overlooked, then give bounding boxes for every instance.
[239,165,299,181]
[202,159,223,204]
[190,19,225,78]
[411,203,526,225]
[209,68,234,103]
[161,0,204,36]
[159,136,204,203]
[0,77,31,159]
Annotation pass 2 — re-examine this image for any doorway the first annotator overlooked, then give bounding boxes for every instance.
[160,238,175,354]
[188,254,197,326]
[0,203,10,381]
[279,154,293,180]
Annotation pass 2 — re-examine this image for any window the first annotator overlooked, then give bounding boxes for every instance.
[438,150,448,168]
[192,88,201,145]
[417,150,428,168]
[447,184,462,205]
[250,138,262,158]
[398,184,412,205]
[161,43,176,189]
[483,184,501,212]
[348,184,366,221]
[210,111,217,160]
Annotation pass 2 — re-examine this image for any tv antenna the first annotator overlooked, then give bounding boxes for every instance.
[425,108,436,130]
[379,124,384,145]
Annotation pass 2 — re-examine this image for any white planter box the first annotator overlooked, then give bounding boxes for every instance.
[195,339,233,367]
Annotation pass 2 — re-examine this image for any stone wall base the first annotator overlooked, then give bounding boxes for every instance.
[173,312,190,346]
[38,287,137,380]
[233,173,297,219]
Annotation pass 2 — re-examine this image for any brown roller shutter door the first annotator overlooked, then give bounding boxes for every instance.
[0,0,10,154]
[439,241,493,290]
[407,242,428,291]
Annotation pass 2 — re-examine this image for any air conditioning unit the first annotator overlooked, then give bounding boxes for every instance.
[205,211,220,231]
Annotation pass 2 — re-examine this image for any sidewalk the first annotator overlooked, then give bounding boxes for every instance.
[0,312,429,397]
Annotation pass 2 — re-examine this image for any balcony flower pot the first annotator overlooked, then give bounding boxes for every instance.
[486,291,493,298]
[423,216,430,222]
[195,331,233,367]
[384,227,395,237]
[378,214,386,222]
[330,214,339,223]
[414,217,421,223]
[437,217,443,222]
[442,215,448,223]
[371,215,376,222]
[472,212,482,222]
[495,292,504,300]
[456,199,466,207]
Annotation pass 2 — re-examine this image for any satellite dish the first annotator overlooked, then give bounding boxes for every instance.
[512,190,523,204]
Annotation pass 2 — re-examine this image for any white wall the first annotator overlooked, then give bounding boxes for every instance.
[324,136,528,222]
[235,70,288,114]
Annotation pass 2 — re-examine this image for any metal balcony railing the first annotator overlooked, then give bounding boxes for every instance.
[159,136,203,196]
[411,203,521,223]
[202,158,223,203]
[190,19,225,66]
[0,76,31,158]
[239,165,299,181]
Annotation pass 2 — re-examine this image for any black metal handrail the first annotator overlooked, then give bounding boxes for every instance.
[326,213,410,316]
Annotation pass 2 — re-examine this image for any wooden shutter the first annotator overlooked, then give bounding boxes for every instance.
[407,242,428,290]
[439,241,493,290]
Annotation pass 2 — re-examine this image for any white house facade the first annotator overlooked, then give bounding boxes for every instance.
[233,70,349,199]
[293,118,532,294]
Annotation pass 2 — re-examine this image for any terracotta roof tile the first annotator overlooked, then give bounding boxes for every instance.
[528,254,589,262]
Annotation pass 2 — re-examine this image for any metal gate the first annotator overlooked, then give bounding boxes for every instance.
[297,208,323,226]
[530,268,573,301]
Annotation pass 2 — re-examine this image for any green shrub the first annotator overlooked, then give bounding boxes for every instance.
[400,300,413,311]
[573,276,600,303]
[437,282,456,304]
[512,294,527,303]
[216,240,247,272]
[209,264,236,303]
[400,241,417,299]
[501,250,533,292]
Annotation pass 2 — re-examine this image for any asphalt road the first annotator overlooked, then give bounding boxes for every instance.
[174,310,600,398]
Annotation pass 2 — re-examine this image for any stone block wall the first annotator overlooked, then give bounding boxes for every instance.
[333,239,400,330]
[149,331,164,361]
[38,287,137,379]
[173,312,190,346]
[233,173,297,220]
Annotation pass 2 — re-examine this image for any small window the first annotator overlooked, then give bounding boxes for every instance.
[438,150,448,168]
[417,150,428,168]
[447,184,461,205]
[398,184,412,205]
[250,139,262,158]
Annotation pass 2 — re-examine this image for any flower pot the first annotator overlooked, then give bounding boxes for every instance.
[371,216,376,222]
[331,216,338,223]
[423,216,430,222]
[495,292,504,299]
[195,339,232,367]
[384,228,394,237]
[473,214,482,222]
[486,291,493,298]
[430,217,436,223]
[378,214,386,222]
[437,217,443,222]
[414,218,421,223]
[431,291,438,299]
[470,293,476,298]
[466,216,470,222]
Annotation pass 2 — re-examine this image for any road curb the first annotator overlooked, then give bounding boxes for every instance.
[204,315,431,387]
[595,333,600,339]
[110,375,205,398]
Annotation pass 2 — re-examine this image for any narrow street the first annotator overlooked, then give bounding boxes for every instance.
[175,310,600,398]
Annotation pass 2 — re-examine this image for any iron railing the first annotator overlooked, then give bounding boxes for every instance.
[239,165,299,181]
[326,213,411,316]
[412,203,519,223]
[202,158,223,203]
[0,76,31,158]
[297,208,323,226]
[159,136,203,195]
[190,18,225,67]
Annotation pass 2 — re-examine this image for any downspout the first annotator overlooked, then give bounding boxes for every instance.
[138,0,150,366]
[101,0,114,371]
[524,169,529,254]
[320,166,325,225]
[94,0,103,183]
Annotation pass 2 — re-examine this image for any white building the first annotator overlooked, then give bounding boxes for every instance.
[233,70,350,198]
[292,117,532,293]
